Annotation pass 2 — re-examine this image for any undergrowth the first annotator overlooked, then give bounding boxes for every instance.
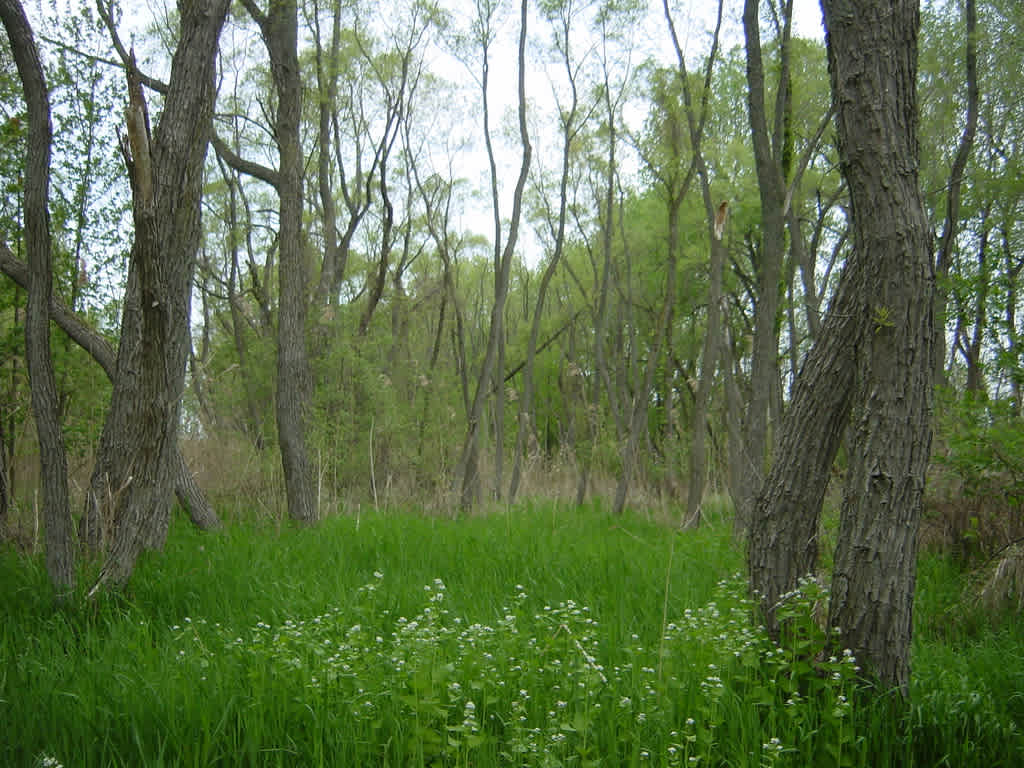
[1,503,1021,766]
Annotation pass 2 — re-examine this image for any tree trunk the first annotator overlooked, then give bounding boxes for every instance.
[311,0,343,310]
[509,13,581,501]
[0,414,8,527]
[748,267,863,627]
[1,0,74,592]
[664,0,725,527]
[963,212,991,394]
[741,0,789,519]
[242,0,317,523]
[1004,228,1022,414]
[88,0,231,594]
[457,0,531,511]
[932,0,978,387]
[821,0,934,695]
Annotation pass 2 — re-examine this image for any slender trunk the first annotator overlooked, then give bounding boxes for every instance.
[217,158,266,448]
[1004,228,1022,414]
[664,0,725,527]
[613,222,676,516]
[0,414,8,525]
[312,0,342,309]
[964,214,990,395]
[1,0,74,592]
[933,0,979,387]
[242,0,316,523]
[358,157,395,336]
[458,0,531,511]
[742,0,788,519]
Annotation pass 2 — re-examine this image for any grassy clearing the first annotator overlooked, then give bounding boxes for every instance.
[1,502,1022,767]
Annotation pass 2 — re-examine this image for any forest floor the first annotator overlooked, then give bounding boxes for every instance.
[1,500,1022,767]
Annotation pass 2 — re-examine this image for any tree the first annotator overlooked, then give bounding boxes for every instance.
[86,0,231,592]
[737,0,791,523]
[749,0,934,695]
[240,0,317,523]
[660,0,724,528]
[932,0,979,387]
[0,0,73,592]
[455,0,532,510]
[508,0,592,503]
[0,243,221,532]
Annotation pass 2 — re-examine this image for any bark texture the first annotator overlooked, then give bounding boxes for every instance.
[1,0,74,592]
[88,0,230,593]
[749,0,934,696]
[823,0,934,695]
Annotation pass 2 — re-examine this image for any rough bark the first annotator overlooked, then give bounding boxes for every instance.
[87,0,230,594]
[823,0,934,695]
[748,263,864,627]
[749,0,934,695]
[1,0,74,592]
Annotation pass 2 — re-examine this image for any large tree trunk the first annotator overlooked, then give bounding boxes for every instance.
[748,266,864,627]
[749,0,933,695]
[1,0,74,592]
[824,0,934,696]
[87,0,230,593]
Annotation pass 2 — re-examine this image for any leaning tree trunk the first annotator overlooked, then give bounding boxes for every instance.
[749,0,933,696]
[748,264,865,629]
[88,0,230,594]
[1,0,74,592]
[823,0,934,695]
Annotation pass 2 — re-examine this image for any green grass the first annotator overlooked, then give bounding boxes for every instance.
[1,502,1022,767]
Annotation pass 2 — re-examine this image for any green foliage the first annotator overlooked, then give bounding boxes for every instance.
[2,505,1021,766]
[936,392,1024,519]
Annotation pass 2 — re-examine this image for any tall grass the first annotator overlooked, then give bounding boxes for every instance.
[1,503,1021,766]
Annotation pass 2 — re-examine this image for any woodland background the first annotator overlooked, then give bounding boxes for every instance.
[0,0,1022,688]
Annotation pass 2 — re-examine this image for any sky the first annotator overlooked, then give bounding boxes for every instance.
[24,0,828,272]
